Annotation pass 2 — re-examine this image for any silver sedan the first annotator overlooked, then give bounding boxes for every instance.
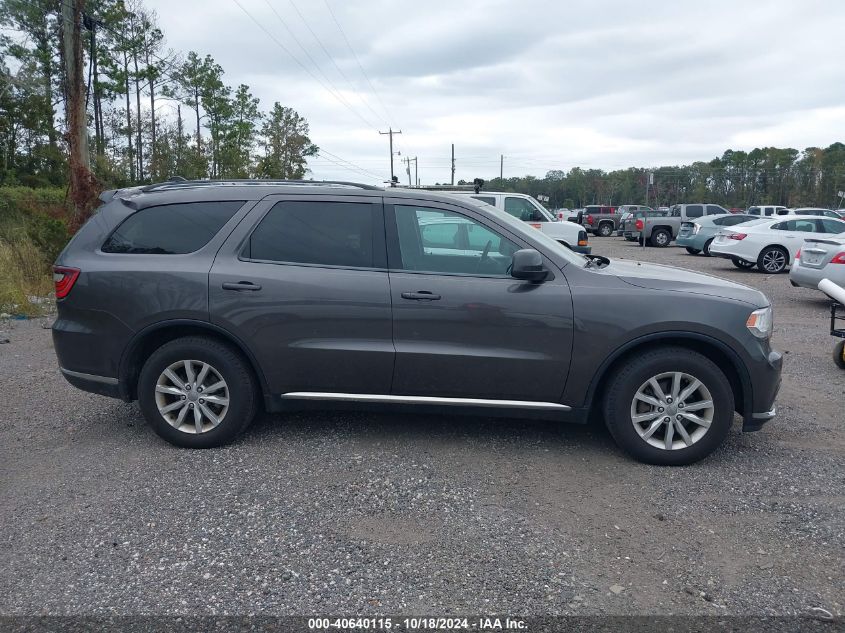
[789,236,845,290]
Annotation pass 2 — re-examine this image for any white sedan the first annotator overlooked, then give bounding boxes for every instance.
[709,216,845,273]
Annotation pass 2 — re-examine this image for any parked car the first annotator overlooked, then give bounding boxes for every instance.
[615,205,653,236]
[620,208,668,241]
[633,204,732,247]
[446,191,590,254]
[747,205,788,217]
[789,237,845,290]
[835,210,845,219]
[776,207,841,219]
[581,205,620,237]
[52,179,782,465]
[676,214,756,256]
[709,216,845,273]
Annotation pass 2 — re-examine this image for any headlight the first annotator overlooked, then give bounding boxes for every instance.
[746,306,773,339]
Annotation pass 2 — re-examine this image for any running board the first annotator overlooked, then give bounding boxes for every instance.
[280,392,570,411]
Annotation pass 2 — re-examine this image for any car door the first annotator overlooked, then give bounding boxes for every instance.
[209,194,394,395]
[776,218,820,261]
[384,197,574,402]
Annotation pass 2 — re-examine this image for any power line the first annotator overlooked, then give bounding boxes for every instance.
[321,0,397,129]
[230,0,379,131]
[285,0,388,129]
[260,0,380,130]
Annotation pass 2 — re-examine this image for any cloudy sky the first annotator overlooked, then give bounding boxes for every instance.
[146,0,845,185]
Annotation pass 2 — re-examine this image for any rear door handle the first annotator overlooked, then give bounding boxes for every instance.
[222,281,262,291]
[401,291,441,301]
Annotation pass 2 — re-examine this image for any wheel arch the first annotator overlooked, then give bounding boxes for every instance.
[118,319,269,402]
[584,332,751,419]
[760,243,791,263]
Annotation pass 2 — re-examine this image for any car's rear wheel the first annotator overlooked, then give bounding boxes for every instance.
[685,247,701,255]
[598,223,614,237]
[703,238,714,257]
[731,258,755,269]
[649,229,671,248]
[757,246,788,273]
[602,347,734,465]
[138,337,258,448]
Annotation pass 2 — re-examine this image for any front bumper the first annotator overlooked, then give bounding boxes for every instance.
[742,349,783,432]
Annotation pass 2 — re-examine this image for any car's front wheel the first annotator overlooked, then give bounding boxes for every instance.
[137,336,258,448]
[602,347,734,465]
[703,238,714,257]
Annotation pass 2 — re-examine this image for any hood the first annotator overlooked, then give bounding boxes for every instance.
[606,259,769,307]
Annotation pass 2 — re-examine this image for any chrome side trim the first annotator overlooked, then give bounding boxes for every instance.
[280,392,571,411]
[60,368,119,385]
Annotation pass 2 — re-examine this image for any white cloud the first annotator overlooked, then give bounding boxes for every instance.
[145,0,845,184]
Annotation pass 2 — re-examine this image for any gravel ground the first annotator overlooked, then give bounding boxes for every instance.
[0,236,843,618]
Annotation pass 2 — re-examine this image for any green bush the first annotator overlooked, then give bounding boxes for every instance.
[0,186,73,316]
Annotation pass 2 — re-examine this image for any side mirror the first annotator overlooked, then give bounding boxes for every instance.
[511,249,548,281]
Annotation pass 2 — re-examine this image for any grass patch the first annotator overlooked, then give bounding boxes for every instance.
[0,234,54,317]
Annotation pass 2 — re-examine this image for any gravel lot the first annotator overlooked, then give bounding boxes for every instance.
[0,236,843,618]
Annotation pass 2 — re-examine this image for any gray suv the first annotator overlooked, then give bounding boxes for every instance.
[52,180,782,465]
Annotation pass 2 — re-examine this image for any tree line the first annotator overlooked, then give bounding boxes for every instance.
[0,0,319,189]
[475,144,845,211]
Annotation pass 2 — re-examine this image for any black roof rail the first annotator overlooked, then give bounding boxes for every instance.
[138,179,383,193]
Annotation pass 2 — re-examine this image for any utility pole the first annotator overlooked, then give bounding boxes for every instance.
[62,0,98,226]
[451,144,455,185]
[403,156,412,186]
[414,156,418,187]
[500,154,504,180]
[379,127,401,185]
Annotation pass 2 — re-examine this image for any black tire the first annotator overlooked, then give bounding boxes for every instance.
[757,246,788,274]
[598,223,614,237]
[703,238,714,257]
[834,340,845,370]
[137,336,258,448]
[731,258,755,269]
[649,228,671,248]
[685,247,701,255]
[602,347,734,466]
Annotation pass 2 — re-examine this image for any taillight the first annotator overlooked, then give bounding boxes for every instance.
[831,252,845,264]
[795,249,801,260]
[728,233,747,240]
[53,266,80,299]
[635,219,644,231]
[586,214,594,225]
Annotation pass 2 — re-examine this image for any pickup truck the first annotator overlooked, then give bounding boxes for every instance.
[632,203,731,247]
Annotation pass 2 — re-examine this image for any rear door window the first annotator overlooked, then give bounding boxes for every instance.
[244,200,381,268]
[471,196,496,207]
[685,205,704,218]
[102,201,244,254]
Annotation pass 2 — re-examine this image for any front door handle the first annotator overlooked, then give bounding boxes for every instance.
[222,281,262,291]
[401,291,441,301]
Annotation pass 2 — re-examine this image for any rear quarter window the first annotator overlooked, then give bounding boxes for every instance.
[101,201,244,254]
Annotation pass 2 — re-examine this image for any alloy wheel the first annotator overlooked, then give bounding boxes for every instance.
[761,249,786,273]
[629,371,714,450]
[154,360,230,433]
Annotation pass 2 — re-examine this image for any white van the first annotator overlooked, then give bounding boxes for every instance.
[445,191,591,254]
